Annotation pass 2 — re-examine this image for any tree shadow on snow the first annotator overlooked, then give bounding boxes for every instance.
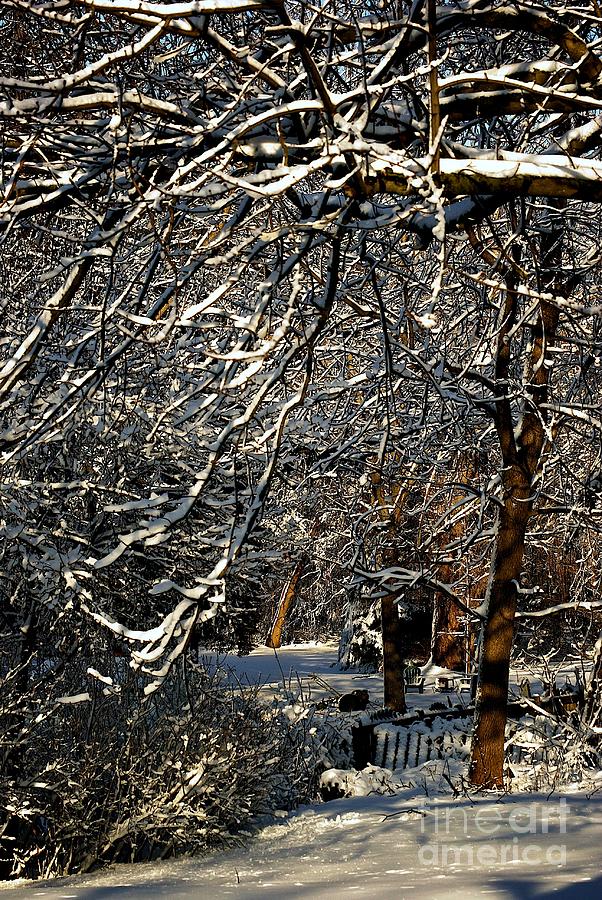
[493,873,602,900]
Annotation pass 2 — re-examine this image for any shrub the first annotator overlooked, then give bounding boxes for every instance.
[0,658,323,880]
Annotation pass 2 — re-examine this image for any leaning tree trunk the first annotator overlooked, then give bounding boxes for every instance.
[266,558,305,649]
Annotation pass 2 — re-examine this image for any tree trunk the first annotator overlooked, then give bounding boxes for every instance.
[431,449,480,672]
[266,559,304,649]
[469,487,531,787]
[369,466,415,714]
[432,592,466,672]
[381,594,407,713]
[469,217,561,788]
[583,633,602,731]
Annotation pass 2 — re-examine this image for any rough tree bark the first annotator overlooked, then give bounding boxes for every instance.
[469,474,533,786]
[470,220,561,787]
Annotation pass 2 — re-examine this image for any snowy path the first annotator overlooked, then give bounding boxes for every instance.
[2,789,601,899]
[202,641,389,706]
[3,644,600,899]
[201,642,584,712]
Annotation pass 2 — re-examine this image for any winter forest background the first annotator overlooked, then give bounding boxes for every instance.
[2,0,602,884]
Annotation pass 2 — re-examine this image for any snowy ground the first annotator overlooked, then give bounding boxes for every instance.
[3,644,600,899]
[202,641,390,705]
[201,641,584,711]
[3,786,601,899]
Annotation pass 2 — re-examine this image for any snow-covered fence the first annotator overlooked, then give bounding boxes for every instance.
[369,703,585,774]
[373,715,473,771]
